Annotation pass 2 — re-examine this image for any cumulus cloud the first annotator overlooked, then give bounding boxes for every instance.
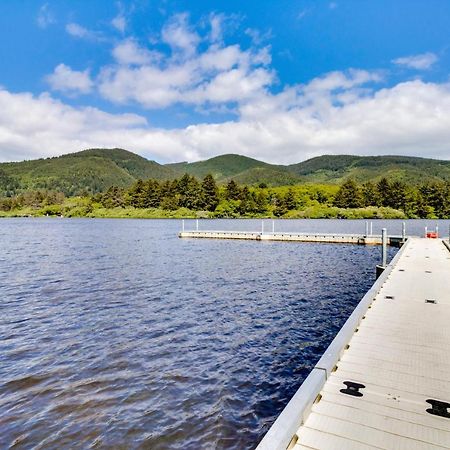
[97,14,274,109]
[161,13,200,58]
[112,39,159,65]
[2,75,450,164]
[46,64,93,95]
[37,3,55,29]
[393,52,438,70]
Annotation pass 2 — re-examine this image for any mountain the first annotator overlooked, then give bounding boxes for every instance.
[287,155,450,184]
[0,148,177,196]
[168,153,450,185]
[2,149,450,197]
[167,154,276,180]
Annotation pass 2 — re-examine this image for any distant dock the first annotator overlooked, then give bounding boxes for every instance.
[179,230,405,247]
[257,236,450,449]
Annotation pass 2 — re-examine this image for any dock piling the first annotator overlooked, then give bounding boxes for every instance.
[402,222,406,241]
[182,219,185,232]
[196,219,199,231]
[425,226,428,238]
[261,220,264,234]
[272,220,275,234]
[381,228,387,267]
[365,221,368,236]
[369,221,373,236]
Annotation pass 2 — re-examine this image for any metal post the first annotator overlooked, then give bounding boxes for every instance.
[365,221,368,236]
[425,226,427,238]
[369,221,373,236]
[436,225,439,238]
[262,220,264,234]
[196,219,199,231]
[182,219,185,232]
[402,222,406,241]
[381,228,387,268]
[272,220,275,233]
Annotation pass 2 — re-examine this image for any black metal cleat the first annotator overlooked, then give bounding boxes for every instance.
[426,399,450,418]
[340,381,365,397]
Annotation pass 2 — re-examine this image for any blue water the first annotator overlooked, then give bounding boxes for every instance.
[1,218,444,449]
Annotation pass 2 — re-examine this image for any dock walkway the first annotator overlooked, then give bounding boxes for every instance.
[257,237,450,449]
[179,230,405,246]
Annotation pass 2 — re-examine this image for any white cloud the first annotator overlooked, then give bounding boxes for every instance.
[2,76,450,164]
[112,13,126,33]
[37,3,55,29]
[66,22,89,38]
[161,13,200,58]
[65,22,103,41]
[112,39,160,65]
[46,64,93,95]
[98,25,273,109]
[393,52,438,70]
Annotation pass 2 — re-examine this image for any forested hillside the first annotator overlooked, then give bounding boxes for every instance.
[2,148,450,199]
[0,148,177,196]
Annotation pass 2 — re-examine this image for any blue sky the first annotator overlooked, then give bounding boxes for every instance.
[0,0,450,163]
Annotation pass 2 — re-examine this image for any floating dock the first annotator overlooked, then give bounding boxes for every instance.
[179,230,405,247]
[257,237,450,450]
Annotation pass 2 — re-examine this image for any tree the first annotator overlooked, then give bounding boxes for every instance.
[143,179,161,208]
[201,174,219,211]
[176,174,202,210]
[225,179,241,200]
[284,188,296,210]
[333,179,362,208]
[376,178,391,207]
[127,179,146,207]
[273,193,287,217]
[361,181,380,206]
[389,181,407,210]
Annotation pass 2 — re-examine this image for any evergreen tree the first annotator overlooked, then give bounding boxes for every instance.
[143,179,161,208]
[284,188,296,210]
[376,178,391,207]
[225,179,241,200]
[273,193,287,217]
[127,179,146,207]
[361,181,380,206]
[389,181,407,210]
[201,174,219,211]
[333,179,362,208]
[254,191,268,213]
[177,174,202,209]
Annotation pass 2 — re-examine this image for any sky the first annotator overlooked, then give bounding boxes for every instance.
[1,0,450,164]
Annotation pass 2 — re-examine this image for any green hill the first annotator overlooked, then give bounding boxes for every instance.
[288,155,450,184]
[168,153,450,186]
[167,154,276,180]
[0,148,177,196]
[2,149,450,197]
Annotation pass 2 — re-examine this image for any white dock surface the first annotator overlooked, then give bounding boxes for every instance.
[292,237,450,450]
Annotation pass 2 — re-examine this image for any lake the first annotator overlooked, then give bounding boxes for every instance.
[1,218,448,449]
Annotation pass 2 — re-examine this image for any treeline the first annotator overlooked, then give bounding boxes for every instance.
[94,174,280,216]
[0,190,65,211]
[333,178,450,218]
[1,174,449,219]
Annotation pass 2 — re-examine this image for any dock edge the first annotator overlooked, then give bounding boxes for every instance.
[255,238,411,450]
